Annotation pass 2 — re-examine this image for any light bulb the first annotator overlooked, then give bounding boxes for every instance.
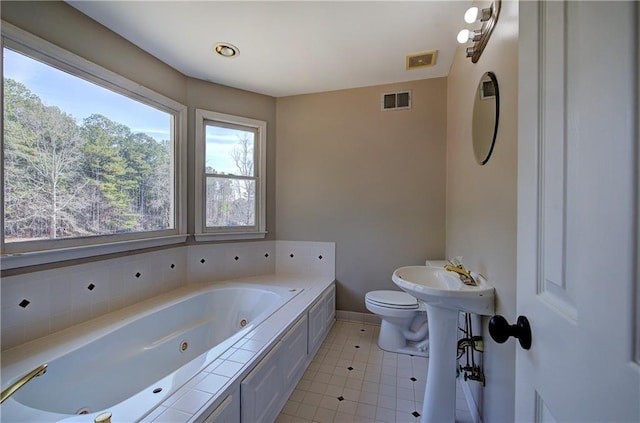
[464,7,479,24]
[457,29,471,44]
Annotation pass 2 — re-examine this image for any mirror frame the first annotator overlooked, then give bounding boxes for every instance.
[472,71,500,165]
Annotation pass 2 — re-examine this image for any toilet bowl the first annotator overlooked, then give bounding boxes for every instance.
[365,290,429,357]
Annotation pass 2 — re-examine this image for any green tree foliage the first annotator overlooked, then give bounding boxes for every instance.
[3,78,173,242]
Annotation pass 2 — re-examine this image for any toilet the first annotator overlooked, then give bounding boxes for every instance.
[365,290,429,357]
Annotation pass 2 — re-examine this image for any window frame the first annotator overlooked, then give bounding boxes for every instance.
[1,22,188,268]
[195,109,267,241]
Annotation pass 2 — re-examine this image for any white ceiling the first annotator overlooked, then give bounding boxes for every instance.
[68,1,470,98]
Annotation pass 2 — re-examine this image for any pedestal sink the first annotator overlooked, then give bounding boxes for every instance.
[392,265,495,423]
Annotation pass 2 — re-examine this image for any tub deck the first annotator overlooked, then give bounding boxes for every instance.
[1,273,334,423]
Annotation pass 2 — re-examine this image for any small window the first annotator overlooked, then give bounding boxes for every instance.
[195,110,266,240]
[1,23,186,262]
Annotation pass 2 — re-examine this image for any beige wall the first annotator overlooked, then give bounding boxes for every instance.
[275,79,447,312]
[186,80,276,237]
[446,1,519,422]
[0,1,188,105]
[1,1,278,242]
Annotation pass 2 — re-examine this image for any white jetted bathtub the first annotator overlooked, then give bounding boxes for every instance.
[0,282,302,422]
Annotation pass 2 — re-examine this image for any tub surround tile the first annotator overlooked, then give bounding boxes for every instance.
[1,246,189,350]
[170,389,211,414]
[195,373,230,395]
[140,405,167,423]
[237,338,266,352]
[210,360,243,378]
[1,241,332,350]
[227,348,255,364]
[153,407,192,423]
[275,241,335,279]
[186,241,277,284]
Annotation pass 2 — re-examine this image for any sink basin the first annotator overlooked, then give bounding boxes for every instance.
[392,265,494,315]
[391,264,496,422]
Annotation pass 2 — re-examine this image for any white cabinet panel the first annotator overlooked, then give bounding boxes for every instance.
[281,315,308,388]
[308,284,336,355]
[201,389,239,423]
[241,342,284,423]
[308,298,325,355]
[323,284,335,328]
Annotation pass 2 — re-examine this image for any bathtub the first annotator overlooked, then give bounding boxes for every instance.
[0,282,302,422]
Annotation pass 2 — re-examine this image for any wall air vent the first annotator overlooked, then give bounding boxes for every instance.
[406,50,437,70]
[381,90,411,111]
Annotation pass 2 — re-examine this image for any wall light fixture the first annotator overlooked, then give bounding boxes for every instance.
[457,1,501,63]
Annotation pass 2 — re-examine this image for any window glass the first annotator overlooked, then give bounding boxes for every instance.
[2,46,177,248]
[195,110,266,239]
[204,121,257,229]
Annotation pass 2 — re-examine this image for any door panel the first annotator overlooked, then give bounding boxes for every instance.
[517,2,639,422]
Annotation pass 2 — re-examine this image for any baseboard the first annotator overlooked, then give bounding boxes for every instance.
[336,310,381,325]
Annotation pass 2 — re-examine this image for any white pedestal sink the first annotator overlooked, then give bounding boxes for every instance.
[392,265,495,423]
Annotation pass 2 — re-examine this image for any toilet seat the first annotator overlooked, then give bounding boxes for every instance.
[365,290,419,309]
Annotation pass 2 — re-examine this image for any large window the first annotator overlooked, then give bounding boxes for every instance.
[195,110,266,240]
[1,24,186,261]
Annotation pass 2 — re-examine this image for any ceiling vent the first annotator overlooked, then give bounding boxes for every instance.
[406,50,438,70]
[381,90,411,111]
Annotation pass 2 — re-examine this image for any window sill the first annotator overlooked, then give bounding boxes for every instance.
[1,235,188,270]
[194,232,268,242]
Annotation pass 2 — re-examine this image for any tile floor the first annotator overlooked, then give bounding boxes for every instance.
[276,320,474,423]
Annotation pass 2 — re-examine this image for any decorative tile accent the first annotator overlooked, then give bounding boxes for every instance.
[347,366,354,371]
[135,272,141,278]
[290,253,294,258]
[355,345,360,348]
[200,258,206,264]
[234,256,239,261]
[170,264,175,269]
[264,253,269,258]
[19,299,30,308]
[87,283,95,291]
[337,396,344,401]
[413,411,421,417]
[318,255,323,260]
[410,377,417,382]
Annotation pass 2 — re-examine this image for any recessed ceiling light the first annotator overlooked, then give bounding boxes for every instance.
[214,43,239,58]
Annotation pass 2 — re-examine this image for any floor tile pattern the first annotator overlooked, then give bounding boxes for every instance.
[276,320,474,423]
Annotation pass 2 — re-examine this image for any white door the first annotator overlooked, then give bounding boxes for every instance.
[516,1,639,422]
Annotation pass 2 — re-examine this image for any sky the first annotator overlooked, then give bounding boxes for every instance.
[3,47,254,174]
[3,47,171,142]
[205,125,254,175]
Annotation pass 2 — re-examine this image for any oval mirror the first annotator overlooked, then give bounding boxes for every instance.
[472,72,500,165]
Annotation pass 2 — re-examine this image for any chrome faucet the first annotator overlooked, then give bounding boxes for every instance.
[444,263,477,286]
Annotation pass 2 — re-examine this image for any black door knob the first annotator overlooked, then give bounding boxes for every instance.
[488,315,532,350]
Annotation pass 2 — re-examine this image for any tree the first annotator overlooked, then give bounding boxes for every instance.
[230,133,255,225]
[3,78,174,241]
[81,114,137,232]
[3,79,88,239]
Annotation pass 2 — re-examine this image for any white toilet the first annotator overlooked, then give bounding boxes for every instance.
[365,290,429,357]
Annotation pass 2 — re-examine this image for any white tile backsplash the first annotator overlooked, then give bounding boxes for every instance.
[1,241,334,350]
[275,241,335,279]
[186,241,276,284]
